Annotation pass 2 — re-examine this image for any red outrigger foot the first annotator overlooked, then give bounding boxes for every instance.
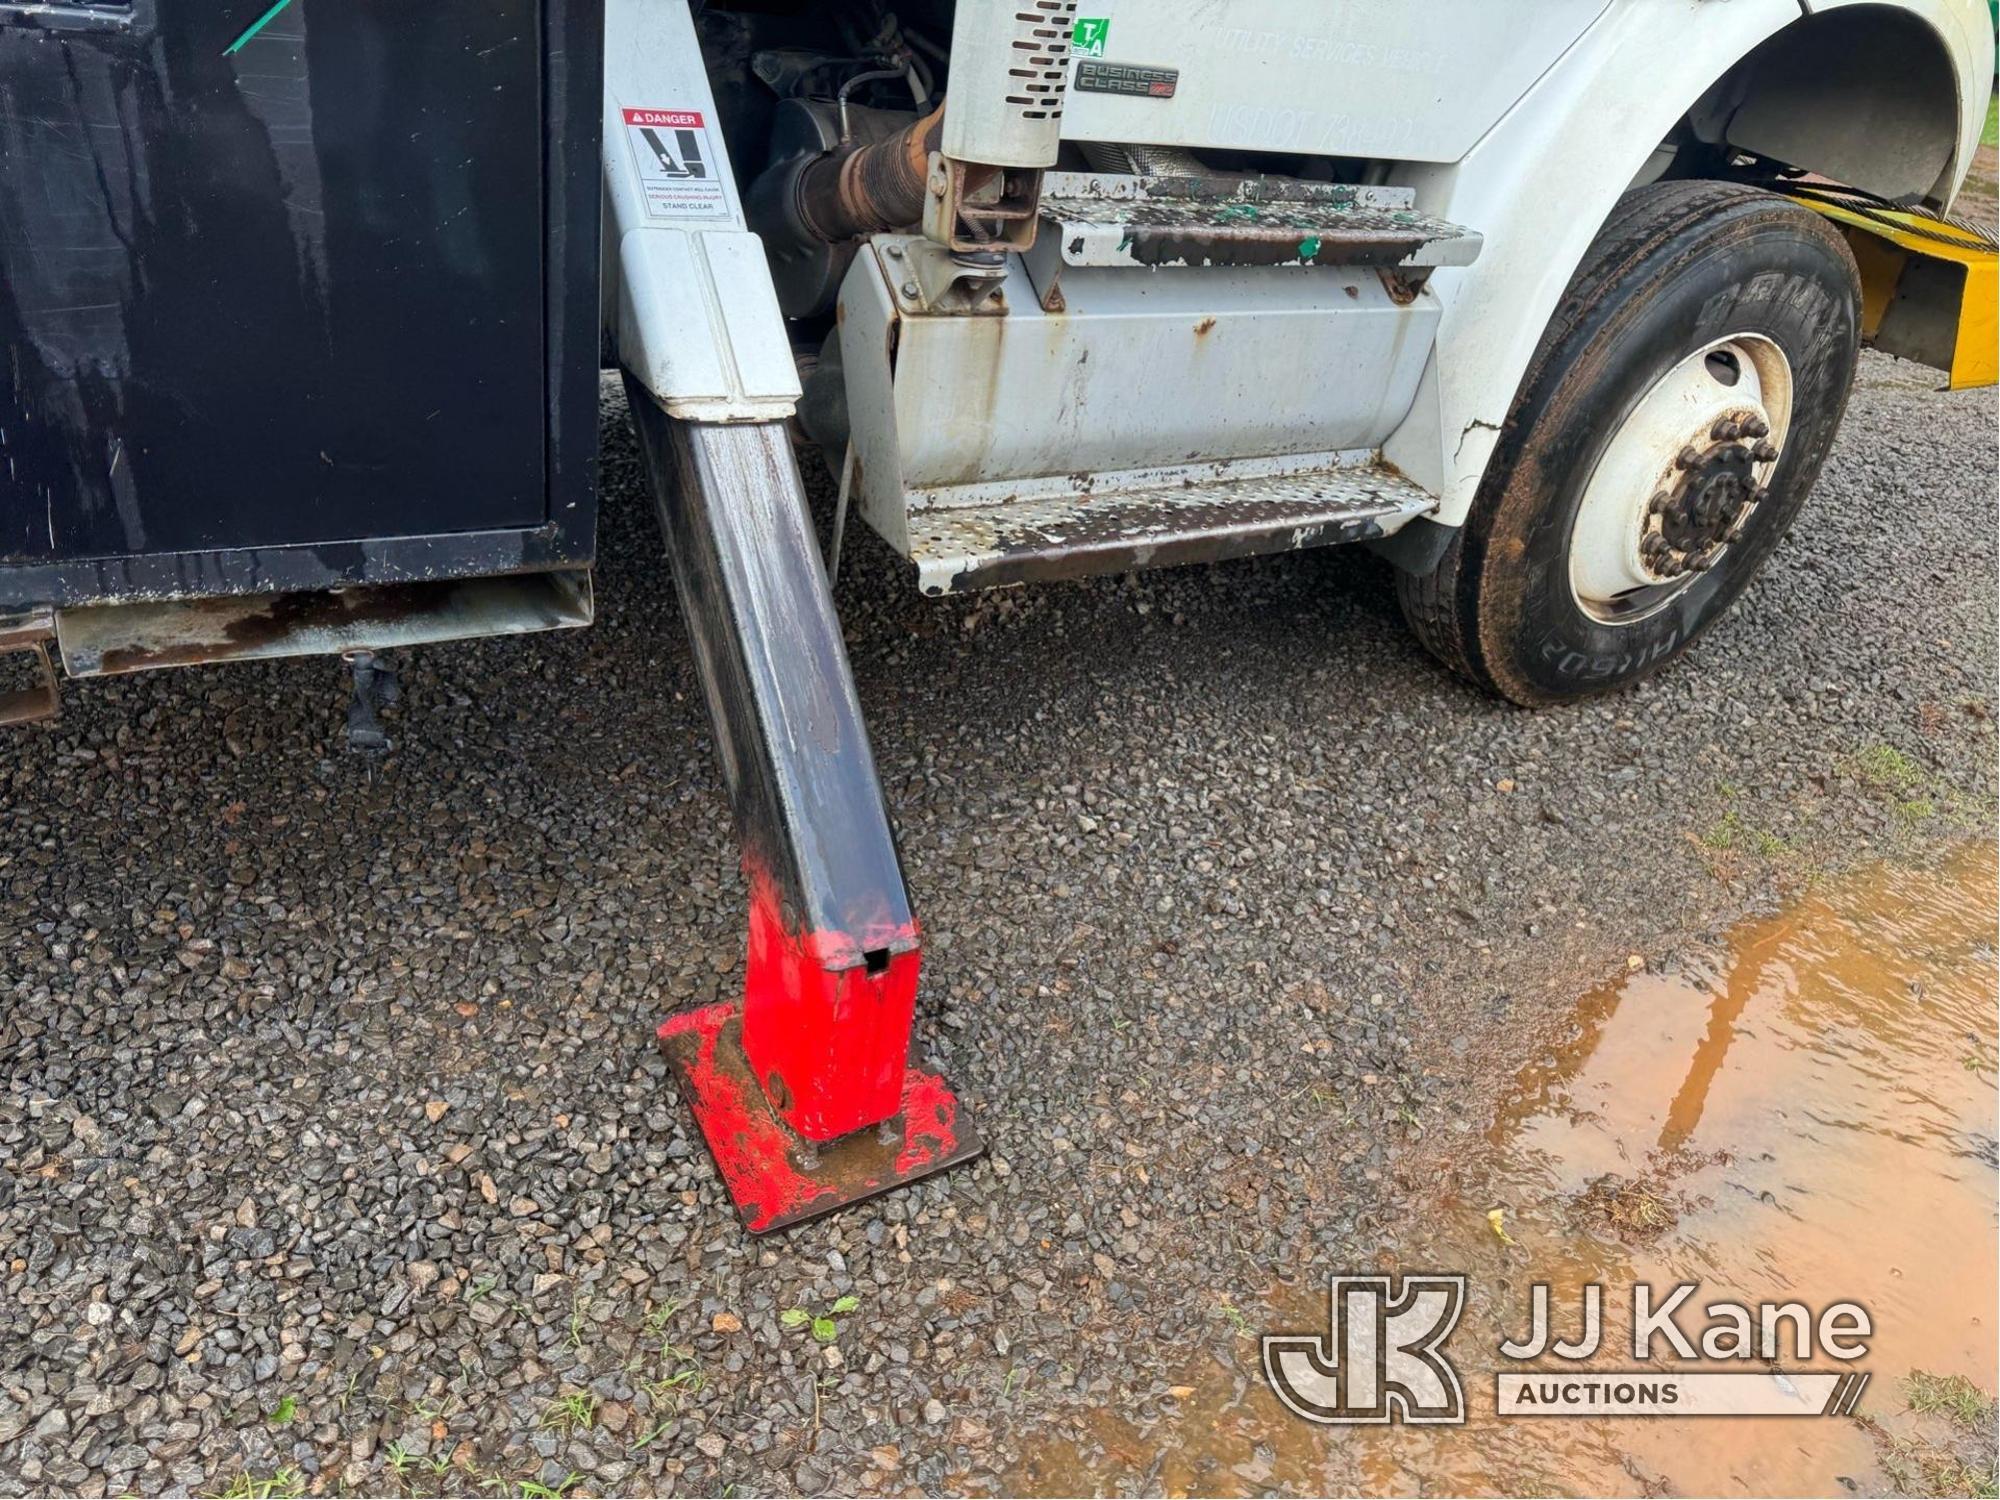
[631,402,982,1233]
[658,1001,984,1234]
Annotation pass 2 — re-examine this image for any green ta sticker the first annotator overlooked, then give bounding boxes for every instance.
[1072,17,1109,57]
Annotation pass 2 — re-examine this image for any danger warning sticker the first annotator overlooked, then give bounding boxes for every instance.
[623,108,731,222]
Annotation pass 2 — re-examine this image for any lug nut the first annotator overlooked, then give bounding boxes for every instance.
[1712,418,1741,442]
[1742,416,1770,439]
[1752,440,1779,463]
[1691,546,1722,572]
[1677,446,1702,470]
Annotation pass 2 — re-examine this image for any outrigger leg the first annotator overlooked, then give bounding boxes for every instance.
[627,383,982,1233]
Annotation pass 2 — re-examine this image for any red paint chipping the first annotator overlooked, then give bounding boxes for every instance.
[656,867,975,1231]
[895,1070,961,1174]
[658,1001,833,1231]
[738,871,920,1142]
[661,1000,975,1233]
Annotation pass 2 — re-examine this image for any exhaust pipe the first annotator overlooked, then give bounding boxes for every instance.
[748,100,946,318]
[795,101,945,244]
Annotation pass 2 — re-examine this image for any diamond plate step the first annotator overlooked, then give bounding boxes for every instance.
[906,464,1438,595]
[1038,171,1483,271]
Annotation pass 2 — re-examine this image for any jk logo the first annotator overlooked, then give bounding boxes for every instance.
[1262,1275,1468,1425]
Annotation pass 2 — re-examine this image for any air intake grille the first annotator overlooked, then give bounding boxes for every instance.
[1005,1,1078,122]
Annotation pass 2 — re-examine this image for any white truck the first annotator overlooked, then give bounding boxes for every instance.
[605,0,1997,1229]
[4,0,1993,1228]
[611,0,1996,701]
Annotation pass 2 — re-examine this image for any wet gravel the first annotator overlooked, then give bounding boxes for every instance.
[1,352,1994,1497]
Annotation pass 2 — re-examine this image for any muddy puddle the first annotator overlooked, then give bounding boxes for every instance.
[1011,842,1999,1497]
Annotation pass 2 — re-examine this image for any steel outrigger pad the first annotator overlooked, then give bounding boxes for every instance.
[658,999,982,1234]
[627,380,981,1232]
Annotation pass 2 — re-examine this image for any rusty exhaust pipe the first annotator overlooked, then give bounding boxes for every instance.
[794,101,945,244]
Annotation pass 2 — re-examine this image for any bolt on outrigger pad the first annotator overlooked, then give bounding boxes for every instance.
[627,379,982,1232]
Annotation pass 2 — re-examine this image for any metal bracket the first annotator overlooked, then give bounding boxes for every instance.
[878,236,1010,317]
[342,650,400,752]
[657,1000,983,1234]
[0,610,59,726]
[1020,226,1069,312]
[920,153,1043,255]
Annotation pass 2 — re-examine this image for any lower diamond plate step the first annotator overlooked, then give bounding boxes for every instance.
[907,464,1438,595]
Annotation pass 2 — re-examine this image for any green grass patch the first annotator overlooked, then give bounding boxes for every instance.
[1879,1434,1998,1499]
[1702,808,1790,858]
[539,1391,597,1434]
[644,1366,704,1410]
[1907,1371,1997,1427]
[1215,1299,1254,1339]
[1984,96,1997,150]
[631,1417,677,1452]
[1874,1372,2000,1498]
[209,1471,307,1500]
[1850,743,1923,798]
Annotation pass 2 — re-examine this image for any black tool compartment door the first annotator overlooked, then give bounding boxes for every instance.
[0,0,549,562]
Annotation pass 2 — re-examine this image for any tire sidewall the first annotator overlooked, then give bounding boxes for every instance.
[1471,204,1859,703]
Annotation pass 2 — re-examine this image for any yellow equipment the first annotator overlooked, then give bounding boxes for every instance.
[1792,186,1998,390]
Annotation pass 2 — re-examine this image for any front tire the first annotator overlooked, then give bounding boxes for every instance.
[1399,180,1862,706]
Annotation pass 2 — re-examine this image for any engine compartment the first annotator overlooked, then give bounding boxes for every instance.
[696,2,1412,324]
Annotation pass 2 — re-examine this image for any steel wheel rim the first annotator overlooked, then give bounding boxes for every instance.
[1568,334,1795,627]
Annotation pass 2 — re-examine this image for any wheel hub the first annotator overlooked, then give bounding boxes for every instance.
[1567,335,1794,625]
[1642,412,1777,577]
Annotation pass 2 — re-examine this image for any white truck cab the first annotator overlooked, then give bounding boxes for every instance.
[608,0,1996,708]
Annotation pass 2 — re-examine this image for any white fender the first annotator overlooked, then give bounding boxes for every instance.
[1810,0,1990,207]
[1383,0,1995,526]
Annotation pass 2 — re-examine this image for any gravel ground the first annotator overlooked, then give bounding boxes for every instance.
[1,352,1994,1499]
